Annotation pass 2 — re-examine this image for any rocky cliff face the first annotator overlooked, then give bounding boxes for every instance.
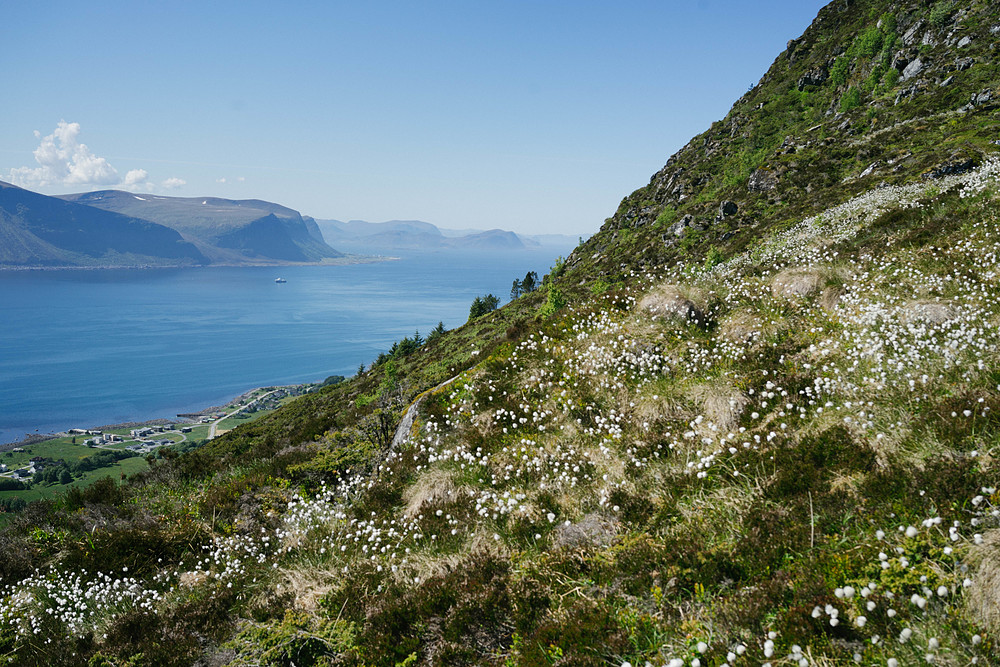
[572,0,999,276]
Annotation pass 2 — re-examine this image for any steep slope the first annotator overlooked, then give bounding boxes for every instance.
[568,0,1000,280]
[0,180,207,267]
[59,190,343,263]
[3,2,1000,666]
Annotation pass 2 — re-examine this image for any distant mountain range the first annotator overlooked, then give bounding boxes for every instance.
[315,219,578,253]
[0,181,208,268]
[57,190,341,264]
[0,181,579,268]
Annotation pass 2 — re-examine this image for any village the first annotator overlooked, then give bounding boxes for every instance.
[0,384,309,504]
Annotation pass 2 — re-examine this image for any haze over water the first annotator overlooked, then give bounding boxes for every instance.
[0,248,571,445]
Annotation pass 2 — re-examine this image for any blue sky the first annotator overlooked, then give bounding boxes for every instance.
[2,1,827,235]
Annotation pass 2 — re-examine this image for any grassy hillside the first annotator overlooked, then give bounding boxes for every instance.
[2,1,1000,665]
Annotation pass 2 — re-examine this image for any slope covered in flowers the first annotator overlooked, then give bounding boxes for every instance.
[3,153,1000,666]
[3,1,1000,664]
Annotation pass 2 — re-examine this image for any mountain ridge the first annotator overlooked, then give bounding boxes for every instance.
[315,218,576,252]
[0,180,208,267]
[58,189,343,264]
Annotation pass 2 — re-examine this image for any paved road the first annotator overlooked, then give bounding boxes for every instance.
[208,389,280,439]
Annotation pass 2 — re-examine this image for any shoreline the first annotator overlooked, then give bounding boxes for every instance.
[0,254,399,272]
[0,383,311,451]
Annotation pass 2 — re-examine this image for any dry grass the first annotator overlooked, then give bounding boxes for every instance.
[689,382,749,433]
[903,299,959,325]
[771,269,824,298]
[965,529,1000,634]
[639,285,706,324]
[718,311,772,345]
[276,563,340,612]
[403,467,462,519]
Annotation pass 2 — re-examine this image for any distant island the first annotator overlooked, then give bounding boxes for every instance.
[315,218,580,253]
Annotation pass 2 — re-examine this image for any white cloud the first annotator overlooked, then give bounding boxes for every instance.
[7,121,184,194]
[123,169,148,185]
[9,121,119,188]
[216,177,227,184]
[237,176,246,182]
[121,169,151,192]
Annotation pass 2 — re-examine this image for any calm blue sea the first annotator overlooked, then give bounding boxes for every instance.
[0,247,573,444]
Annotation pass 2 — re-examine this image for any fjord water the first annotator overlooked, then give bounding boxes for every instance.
[0,248,572,444]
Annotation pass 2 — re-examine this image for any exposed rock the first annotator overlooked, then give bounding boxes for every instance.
[552,513,618,549]
[972,90,994,106]
[797,66,829,91]
[902,20,925,46]
[748,168,778,192]
[922,31,937,47]
[958,36,972,48]
[924,156,977,179]
[941,76,955,87]
[956,57,975,71]
[689,221,709,233]
[895,83,927,105]
[719,201,738,218]
[639,286,706,324]
[667,214,694,238]
[772,270,823,298]
[901,57,925,81]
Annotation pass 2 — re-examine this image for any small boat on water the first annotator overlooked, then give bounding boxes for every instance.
[274,277,287,283]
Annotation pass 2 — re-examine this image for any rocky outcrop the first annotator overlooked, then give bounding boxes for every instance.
[719,201,739,218]
[797,66,829,90]
[901,57,925,81]
[748,168,778,192]
[924,156,978,179]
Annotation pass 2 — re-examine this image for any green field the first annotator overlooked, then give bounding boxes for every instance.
[1,436,98,468]
[184,424,211,441]
[0,456,149,526]
[216,408,273,431]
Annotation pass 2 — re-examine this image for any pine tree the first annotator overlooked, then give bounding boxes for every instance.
[522,271,539,293]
